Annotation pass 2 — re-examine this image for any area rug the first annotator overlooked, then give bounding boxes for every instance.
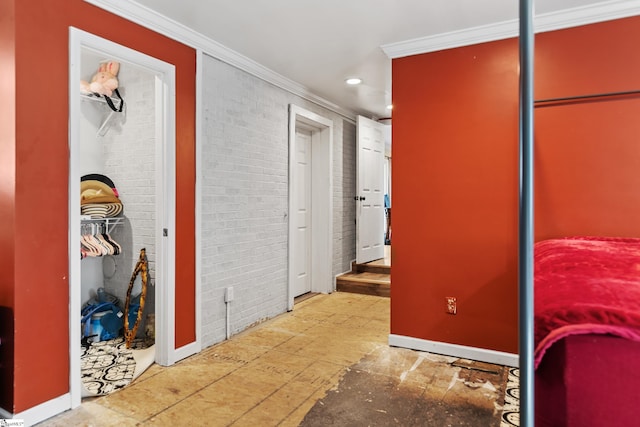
[500,368,520,426]
[81,337,155,397]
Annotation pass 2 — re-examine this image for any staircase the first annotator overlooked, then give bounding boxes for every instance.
[336,248,391,297]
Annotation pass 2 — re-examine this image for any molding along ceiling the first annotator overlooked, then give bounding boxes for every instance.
[86,0,640,119]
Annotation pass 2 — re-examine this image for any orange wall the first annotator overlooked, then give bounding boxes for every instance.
[0,0,16,306]
[0,0,16,412]
[534,17,640,240]
[391,16,640,354]
[1,0,196,412]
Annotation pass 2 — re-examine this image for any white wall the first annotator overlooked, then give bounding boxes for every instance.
[201,54,356,347]
[335,117,357,273]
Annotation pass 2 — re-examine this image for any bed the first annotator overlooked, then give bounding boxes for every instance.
[534,236,640,426]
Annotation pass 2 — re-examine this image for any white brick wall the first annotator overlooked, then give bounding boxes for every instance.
[201,55,356,347]
[100,66,157,320]
[335,121,357,273]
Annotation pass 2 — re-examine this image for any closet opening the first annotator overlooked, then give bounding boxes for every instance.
[69,28,176,408]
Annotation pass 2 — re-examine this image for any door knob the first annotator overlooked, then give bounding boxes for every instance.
[353,196,366,201]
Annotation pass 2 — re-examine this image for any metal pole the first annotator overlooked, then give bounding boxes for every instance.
[519,0,535,426]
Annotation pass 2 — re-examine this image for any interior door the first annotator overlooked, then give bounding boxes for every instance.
[356,115,385,264]
[293,128,312,296]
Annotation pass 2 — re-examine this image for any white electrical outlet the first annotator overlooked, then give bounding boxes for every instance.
[225,287,234,303]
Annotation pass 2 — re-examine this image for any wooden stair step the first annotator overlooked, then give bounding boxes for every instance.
[336,271,390,298]
[356,264,390,275]
[351,261,391,275]
[339,271,390,284]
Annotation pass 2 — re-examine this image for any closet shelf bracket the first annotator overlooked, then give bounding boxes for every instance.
[80,93,124,136]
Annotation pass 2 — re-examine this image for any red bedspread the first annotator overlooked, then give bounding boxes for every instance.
[534,236,640,368]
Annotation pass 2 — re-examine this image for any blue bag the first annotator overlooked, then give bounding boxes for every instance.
[81,302,123,342]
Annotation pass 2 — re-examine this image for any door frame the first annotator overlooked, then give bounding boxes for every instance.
[287,105,333,310]
[68,28,176,408]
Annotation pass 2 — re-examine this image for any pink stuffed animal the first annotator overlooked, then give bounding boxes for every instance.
[80,61,120,97]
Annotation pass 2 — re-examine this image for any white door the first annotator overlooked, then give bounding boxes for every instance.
[288,105,333,310]
[356,115,385,264]
[293,128,312,297]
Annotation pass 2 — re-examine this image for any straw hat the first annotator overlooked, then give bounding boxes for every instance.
[81,204,109,219]
[81,180,121,205]
[81,174,120,197]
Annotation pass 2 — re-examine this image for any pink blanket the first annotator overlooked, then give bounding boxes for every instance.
[534,236,640,368]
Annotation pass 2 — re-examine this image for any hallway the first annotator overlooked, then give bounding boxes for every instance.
[38,292,517,426]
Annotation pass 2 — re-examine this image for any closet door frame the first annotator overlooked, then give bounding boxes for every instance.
[68,28,177,408]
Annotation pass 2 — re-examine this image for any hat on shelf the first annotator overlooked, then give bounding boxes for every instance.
[81,204,109,219]
[81,180,120,205]
[81,174,120,197]
[104,202,123,217]
[81,204,123,219]
[80,174,123,218]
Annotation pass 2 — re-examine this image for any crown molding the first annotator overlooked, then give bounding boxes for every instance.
[83,0,356,120]
[382,0,640,58]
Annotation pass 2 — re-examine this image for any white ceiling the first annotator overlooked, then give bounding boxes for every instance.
[131,0,628,118]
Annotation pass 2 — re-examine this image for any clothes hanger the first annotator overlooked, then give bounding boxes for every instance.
[95,225,115,255]
[81,235,101,257]
[87,224,108,256]
[82,224,106,256]
[101,223,121,255]
[102,230,122,255]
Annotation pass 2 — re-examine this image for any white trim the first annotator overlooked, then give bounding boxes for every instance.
[382,19,517,59]
[382,0,640,58]
[192,48,204,358]
[388,334,519,368]
[83,0,356,121]
[173,341,201,364]
[155,63,178,366]
[287,105,334,310]
[1,394,70,426]
[0,406,11,419]
[68,28,83,410]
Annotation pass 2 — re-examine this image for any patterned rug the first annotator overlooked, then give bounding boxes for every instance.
[81,337,145,396]
[501,368,520,426]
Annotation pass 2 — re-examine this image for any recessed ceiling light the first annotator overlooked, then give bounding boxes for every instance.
[386,104,393,110]
[345,77,362,85]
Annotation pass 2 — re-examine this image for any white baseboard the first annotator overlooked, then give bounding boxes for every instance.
[1,394,70,427]
[0,406,11,419]
[389,334,519,367]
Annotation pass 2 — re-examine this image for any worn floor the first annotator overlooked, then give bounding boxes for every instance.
[38,292,518,426]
